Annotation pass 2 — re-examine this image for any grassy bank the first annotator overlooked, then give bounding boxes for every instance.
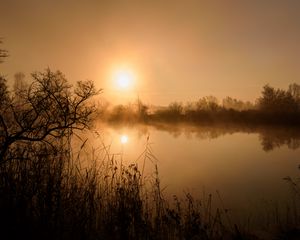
[0,139,299,240]
[0,141,231,240]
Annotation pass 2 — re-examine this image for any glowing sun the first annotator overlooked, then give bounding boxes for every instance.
[114,69,135,90]
[120,135,128,144]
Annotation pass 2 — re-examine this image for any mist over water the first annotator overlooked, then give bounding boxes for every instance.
[91,122,300,222]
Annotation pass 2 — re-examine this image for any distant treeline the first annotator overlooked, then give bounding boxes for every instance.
[102,83,300,126]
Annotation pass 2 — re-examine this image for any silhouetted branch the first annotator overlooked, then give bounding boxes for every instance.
[0,68,101,163]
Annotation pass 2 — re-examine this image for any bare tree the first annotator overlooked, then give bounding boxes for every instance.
[0,68,100,162]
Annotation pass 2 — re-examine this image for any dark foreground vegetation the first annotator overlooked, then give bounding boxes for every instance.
[0,140,299,240]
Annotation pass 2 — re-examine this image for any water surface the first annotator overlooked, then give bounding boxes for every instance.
[89,123,300,221]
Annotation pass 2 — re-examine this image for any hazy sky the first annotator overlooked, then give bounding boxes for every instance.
[1,0,300,105]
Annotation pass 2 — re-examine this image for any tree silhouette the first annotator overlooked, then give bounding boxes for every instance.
[288,83,300,100]
[222,96,254,111]
[196,96,219,111]
[288,83,300,111]
[168,102,183,115]
[0,68,100,162]
[258,84,298,113]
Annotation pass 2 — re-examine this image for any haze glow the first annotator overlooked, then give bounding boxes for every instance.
[1,1,300,105]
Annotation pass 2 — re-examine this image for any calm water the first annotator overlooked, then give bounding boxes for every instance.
[87,122,300,221]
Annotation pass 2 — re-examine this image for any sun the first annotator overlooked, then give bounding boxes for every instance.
[120,135,128,144]
[114,69,135,90]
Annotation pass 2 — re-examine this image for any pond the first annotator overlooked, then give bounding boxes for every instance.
[85,122,300,223]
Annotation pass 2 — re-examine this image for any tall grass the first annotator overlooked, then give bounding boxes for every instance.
[0,137,239,240]
[0,138,299,239]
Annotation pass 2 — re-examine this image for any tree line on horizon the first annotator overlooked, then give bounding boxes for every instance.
[3,71,300,127]
[7,70,300,117]
[102,83,300,126]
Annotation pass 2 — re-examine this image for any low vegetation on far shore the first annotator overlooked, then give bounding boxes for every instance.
[103,83,300,126]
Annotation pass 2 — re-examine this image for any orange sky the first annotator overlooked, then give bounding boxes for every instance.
[1,0,300,105]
